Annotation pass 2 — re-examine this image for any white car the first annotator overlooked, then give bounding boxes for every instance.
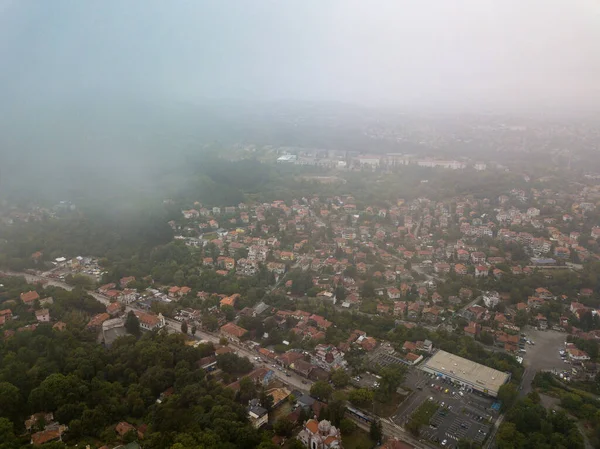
[442,439,447,446]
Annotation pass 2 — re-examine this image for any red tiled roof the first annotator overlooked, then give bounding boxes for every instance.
[31,429,62,445]
[220,322,247,338]
[20,291,40,304]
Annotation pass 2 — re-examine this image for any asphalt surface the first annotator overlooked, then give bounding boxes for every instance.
[518,327,566,396]
[394,371,498,449]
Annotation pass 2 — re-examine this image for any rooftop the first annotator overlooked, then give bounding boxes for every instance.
[421,350,510,396]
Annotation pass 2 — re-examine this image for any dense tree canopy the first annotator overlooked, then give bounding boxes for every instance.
[0,319,275,449]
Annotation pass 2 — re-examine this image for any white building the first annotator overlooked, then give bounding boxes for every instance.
[482,291,500,309]
[297,419,342,449]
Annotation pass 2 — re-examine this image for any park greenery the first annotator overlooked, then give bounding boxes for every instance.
[496,392,585,449]
[0,322,280,449]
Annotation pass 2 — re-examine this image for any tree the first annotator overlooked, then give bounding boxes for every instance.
[216,353,253,375]
[348,388,374,408]
[496,422,525,449]
[339,418,356,435]
[515,309,529,328]
[238,376,257,404]
[221,305,236,321]
[0,382,20,421]
[497,383,518,411]
[125,310,141,336]
[369,419,383,443]
[376,365,406,401]
[310,381,333,402]
[330,368,350,388]
[0,418,16,447]
[181,320,188,334]
[327,391,347,426]
[202,314,218,331]
[273,418,294,437]
[191,325,197,336]
[259,388,274,413]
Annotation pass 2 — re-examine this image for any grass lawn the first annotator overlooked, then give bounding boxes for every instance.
[342,428,375,449]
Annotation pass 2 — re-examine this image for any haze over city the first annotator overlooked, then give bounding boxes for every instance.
[1,0,599,113]
[1,4,600,448]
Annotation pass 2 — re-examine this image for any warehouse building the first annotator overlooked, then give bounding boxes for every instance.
[420,350,511,398]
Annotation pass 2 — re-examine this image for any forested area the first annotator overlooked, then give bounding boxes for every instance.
[0,324,277,449]
[496,392,585,449]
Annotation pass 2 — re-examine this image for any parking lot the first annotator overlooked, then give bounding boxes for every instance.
[351,372,382,390]
[519,328,566,395]
[394,371,498,448]
[421,407,491,447]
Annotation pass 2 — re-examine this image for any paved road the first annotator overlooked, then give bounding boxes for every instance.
[1,269,312,392]
[350,414,437,449]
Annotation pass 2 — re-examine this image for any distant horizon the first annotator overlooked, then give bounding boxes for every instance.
[1,1,599,116]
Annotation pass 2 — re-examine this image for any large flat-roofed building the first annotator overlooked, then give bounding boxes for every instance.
[420,350,510,398]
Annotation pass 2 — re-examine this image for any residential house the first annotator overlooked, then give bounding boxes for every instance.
[220,294,240,308]
[106,302,122,317]
[360,336,378,351]
[20,291,40,305]
[471,252,486,264]
[119,289,137,305]
[53,322,67,331]
[277,351,305,368]
[528,296,545,309]
[402,341,418,352]
[454,264,468,275]
[405,353,423,365]
[290,359,315,378]
[35,309,50,323]
[475,265,488,277]
[312,344,346,371]
[459,288,473,300]
[464,322,480,338]
[407,302,421,320]
[377,303,390,314]
[198,355,218,372]
[247,401,268,429]
[387,287,401,299]
[0,309,13,323]
[535,287,553,300]
[220,322,248,343]
[115,422,138,438]
[464,305,486,321]
[98,283,116,294]
[119,276,136,288]
[31,427,67,446]
[87,313,110,329]
[456,249,470,261]
[434,262,450,274]
[310,314,333,330]
[394,301,407,317]
[134,311,165,331]
[534,314,548,330]
[422,306,442,323]
[568,348,591,362]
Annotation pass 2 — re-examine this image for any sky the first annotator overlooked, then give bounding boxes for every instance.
[1,0,599,113]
